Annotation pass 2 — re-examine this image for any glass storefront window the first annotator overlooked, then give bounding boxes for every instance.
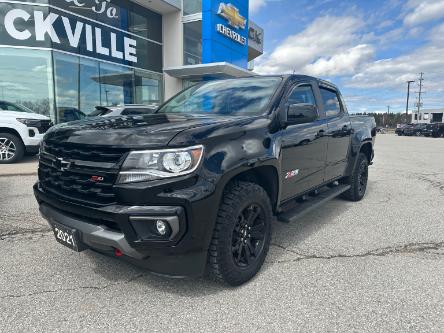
[53,52,163,121]
[134,70,162,106]
[183,0,202,16]
[79,57,101,113]
[53,52,84,122]
[0,48,54,119]
[184,21,202,65]
[99,62,133,106]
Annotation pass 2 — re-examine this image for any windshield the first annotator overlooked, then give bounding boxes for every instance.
[157,77,282,116]
[0,101,34,113]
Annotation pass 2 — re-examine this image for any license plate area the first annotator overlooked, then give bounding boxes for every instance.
[51,222,86,252]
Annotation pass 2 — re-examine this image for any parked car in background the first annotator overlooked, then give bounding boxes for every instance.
[395,123,412,136]
[403,123,427,136]
[422,123,444,138]
[88,104,158,118]
[376,127,386,134]
[58,107,87,123]
[0,101,52,163]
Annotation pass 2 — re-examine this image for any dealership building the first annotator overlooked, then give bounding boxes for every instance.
[0,0,263,122]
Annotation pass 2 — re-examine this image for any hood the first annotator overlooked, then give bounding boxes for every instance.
[44,113,244,148]
[4,111,50,120]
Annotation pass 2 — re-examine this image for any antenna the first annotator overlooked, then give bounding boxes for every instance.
[416,72,424,114]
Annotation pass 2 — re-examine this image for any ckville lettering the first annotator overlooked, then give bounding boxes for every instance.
[4,9,137,63]
[64,0,119,19]
[216,23,247,45]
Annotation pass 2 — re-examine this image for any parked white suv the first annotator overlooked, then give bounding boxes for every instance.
[0,101,52,164]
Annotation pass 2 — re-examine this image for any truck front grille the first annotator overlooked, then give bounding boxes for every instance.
[38,120,53,134]
[38,142,127,206]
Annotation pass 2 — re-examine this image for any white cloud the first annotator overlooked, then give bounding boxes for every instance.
[404,0,444,26]
[249,0,267,14]
[255,16,371,76]
[349,45,444,92]
[303,44,374,77]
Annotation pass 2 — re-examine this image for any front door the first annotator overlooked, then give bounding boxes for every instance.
[281,84,328,201]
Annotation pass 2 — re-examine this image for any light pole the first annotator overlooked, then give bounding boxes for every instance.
[406,80,414,123]
[387,106,390,128]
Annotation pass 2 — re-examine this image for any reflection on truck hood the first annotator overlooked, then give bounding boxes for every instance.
[45,114,244,148]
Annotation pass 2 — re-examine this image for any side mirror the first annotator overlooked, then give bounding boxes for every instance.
[286,103,318,125]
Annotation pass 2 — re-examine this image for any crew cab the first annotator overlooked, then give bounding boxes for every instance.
[403,123,427,136]
[395,123,412,136]
[422,123,444,138]
[0,101,52,163]
[34,75,376,285]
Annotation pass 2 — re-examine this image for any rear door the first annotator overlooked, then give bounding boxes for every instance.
[280,82,328,201]
[319,86,352,181]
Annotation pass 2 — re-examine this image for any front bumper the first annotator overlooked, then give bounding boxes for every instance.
[34,183,217,277]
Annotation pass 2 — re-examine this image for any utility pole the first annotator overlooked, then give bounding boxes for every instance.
[416,72,424,122]
[387,106,390,127]
[406,80,415,122]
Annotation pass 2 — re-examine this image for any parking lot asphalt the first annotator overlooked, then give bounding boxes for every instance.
[1,134,443,332]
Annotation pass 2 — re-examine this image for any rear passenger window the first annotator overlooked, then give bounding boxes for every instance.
[287,85,316,106]
[320,88,342,117]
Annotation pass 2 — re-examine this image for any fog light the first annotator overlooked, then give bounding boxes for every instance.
[156,220,168,235]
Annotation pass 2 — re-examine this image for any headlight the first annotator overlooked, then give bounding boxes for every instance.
[16,118,41,127]
[117,145,204,184]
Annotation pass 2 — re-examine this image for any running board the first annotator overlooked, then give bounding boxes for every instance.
[277,184,351,223]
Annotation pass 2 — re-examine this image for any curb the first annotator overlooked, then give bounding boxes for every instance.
[0,172,38,177]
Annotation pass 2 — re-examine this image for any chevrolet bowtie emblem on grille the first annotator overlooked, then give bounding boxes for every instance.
[218,3,247,30]
[54,157,72,172]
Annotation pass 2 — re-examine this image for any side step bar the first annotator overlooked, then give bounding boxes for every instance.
[277,184,351,223]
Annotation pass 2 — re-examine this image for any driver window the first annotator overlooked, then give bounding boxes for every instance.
[287,85,316,106]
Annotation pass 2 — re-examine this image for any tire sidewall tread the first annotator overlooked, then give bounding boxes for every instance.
[341,152,369,202]
[208,181,272,286]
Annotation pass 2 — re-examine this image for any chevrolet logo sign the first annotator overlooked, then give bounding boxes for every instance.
[218,3,247,30]
[53,157,72,172]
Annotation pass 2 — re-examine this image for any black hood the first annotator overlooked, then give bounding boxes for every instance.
[45,114,245,148]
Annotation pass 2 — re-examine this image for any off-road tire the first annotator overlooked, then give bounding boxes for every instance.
[208,181,272,286]
[0,133,24,164]
[341,153,369,202]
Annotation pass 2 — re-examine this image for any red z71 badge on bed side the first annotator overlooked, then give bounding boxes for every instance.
[285,169,299,179]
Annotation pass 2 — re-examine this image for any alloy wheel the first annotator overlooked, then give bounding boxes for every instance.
[231,203,266,268]
[0,138,16,161]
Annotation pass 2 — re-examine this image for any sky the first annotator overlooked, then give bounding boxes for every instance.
[249,0,444,114]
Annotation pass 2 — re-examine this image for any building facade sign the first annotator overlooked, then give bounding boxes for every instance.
[0,1,163,73]
[248,21,263,51]
[202,0,249,69]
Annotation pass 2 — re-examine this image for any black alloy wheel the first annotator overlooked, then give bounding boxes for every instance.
[231,203,266,268]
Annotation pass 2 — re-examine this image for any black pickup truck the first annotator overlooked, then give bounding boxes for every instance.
[34,75,376,285]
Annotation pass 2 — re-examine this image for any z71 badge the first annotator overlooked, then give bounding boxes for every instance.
[285,169,299,179]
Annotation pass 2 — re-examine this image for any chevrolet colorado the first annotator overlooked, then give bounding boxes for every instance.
[34,75,376,285]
